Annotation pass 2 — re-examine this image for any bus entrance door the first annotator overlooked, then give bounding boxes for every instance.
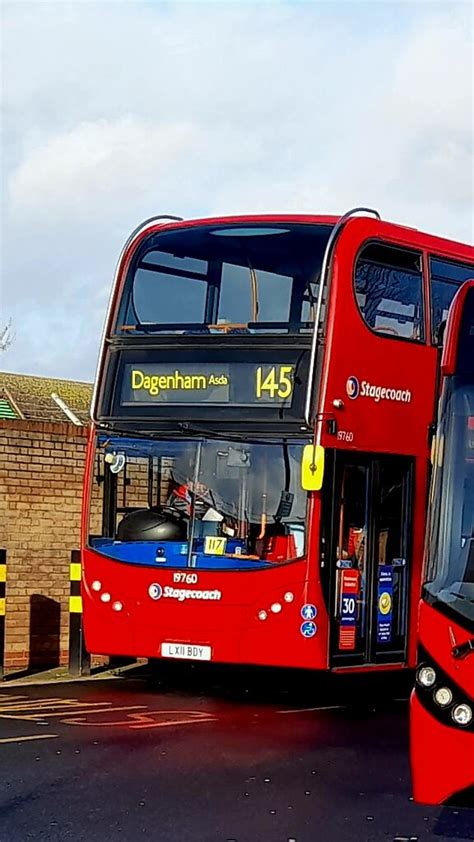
[328,454,413,668]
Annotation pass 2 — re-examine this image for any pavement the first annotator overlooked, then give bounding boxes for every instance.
[1,661,140,687]
[0,664,472,842]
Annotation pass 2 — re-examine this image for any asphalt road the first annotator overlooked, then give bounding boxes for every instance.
[0,665,472,842]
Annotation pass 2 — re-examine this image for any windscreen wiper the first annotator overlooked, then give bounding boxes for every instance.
[99,422,287,445]
[98,426,164,441]
[176,422,292,445]
[98,422,230,444]
[177,421,250,442]
[452,638,474,659]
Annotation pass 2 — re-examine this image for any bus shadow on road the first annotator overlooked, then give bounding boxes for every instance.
[431,805,474,840]
[143,659,414,711]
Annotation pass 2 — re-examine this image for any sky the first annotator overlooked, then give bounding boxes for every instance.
[1,0,473,381]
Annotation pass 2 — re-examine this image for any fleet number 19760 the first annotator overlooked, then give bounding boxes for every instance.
[173,572,198,584]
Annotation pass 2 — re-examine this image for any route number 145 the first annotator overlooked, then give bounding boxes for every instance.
[255,365,294,400]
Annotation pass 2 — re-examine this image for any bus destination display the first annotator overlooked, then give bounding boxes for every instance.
[121,363,295,406]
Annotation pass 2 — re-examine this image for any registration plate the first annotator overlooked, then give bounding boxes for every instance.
[161,642,212,661]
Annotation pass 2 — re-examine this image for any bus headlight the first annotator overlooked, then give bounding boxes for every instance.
[417,666,436,687]
[452,704,473,726]
[434,686,453,707]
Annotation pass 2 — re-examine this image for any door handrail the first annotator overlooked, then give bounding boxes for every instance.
[304,207,381,427]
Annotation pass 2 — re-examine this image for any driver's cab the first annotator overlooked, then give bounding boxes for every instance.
[91,436,308,571]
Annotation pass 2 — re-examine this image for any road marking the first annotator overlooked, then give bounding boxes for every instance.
[129,711,216,730]
[0,705,147,722]
[0,694,218,733]
[0,699,105,713]
[0,695,28,703]
[0,734,59,744]
[278,705,346,714]
[61,710,217,729]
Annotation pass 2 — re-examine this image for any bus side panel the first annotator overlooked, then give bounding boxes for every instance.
[411,602,474,804]
[318,222,437,669]
[410,692,474,805]
[419,601,474,697]
[320,223,438,458]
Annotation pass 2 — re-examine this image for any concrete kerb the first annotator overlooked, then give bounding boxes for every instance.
[2,662,145,688]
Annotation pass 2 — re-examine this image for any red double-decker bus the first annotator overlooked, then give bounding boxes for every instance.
[82,208,473,674]
[411,280,474,806]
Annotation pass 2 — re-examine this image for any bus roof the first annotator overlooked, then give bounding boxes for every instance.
[127,212,472,262]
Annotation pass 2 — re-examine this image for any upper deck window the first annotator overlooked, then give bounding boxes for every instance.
[219,264,293,325]
[429,257,474,344]
[133,253,208,324]
[354,243,424,341]
[115,223,332,335]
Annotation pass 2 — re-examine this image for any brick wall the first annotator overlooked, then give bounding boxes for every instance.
[0,420,89,670]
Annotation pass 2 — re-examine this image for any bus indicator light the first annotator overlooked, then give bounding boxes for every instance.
[452,704,472,727]
[417,666,436,688]
[434,687,452,707]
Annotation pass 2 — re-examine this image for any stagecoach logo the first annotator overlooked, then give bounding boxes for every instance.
[148,583,222,603]
[148,583,163,600]
[346,375,412,404]
[346,376,360,399]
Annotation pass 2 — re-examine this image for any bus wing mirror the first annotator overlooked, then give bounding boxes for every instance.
[301,444,325,491]
[105,451,126,474]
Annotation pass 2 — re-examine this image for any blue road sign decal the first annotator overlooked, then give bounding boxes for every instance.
[300,621,317,638]
[301,604,317,620]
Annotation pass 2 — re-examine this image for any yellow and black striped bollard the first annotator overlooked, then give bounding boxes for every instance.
[0,550,6,679]
[69,550,90,676]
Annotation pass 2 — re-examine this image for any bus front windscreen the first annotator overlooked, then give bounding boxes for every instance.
[114,222,332,334]
[425,380,474,628]
[90,436,307,569]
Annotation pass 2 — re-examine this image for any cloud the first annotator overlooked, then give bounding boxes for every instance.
[8,117,201,222]
[1,0,473,378]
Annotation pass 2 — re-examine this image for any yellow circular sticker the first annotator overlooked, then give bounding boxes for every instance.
[379,591,392,615]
